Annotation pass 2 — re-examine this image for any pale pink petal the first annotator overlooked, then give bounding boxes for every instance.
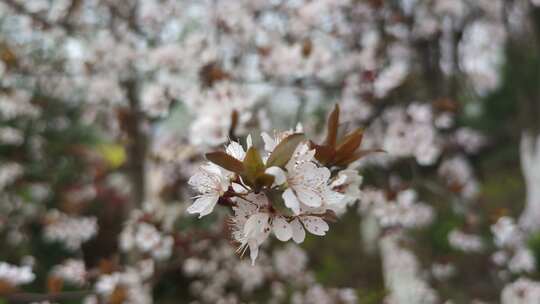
[226,141,246,160]
[301,216,329,236]
[272,216,292,241]
[243,212,270,239]
[248,239,260,265]
[261,132,277,152]
[295,186,322,207]
[265,166,286,186]
[231,182,248,194]
[290,218,306,243]
[283,188,301,215]
[187,194,219,218]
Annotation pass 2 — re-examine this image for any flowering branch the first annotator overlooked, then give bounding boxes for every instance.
[186,104,376,264]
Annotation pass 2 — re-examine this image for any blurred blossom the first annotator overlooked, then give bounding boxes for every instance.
[448,229,484,253]
[0,262,35,286]
[43,210,98,250]
[501,278,540,304]
[459,21,506,95]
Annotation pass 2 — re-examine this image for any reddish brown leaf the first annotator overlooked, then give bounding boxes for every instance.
[313,144,336,165]
[228,110,239,140]
[206,151,245,174]
[326,104,340,147]
[335,128,364,158]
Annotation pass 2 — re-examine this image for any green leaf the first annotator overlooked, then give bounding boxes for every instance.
[205,151,244,174]
[255,173,275,189]
[326,104,340,147]
[243,147,265,184]
[266,133,305,168]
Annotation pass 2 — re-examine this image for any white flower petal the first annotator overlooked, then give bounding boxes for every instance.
[283,188,301,215]
[324,188,346,205]
[291,218,306,243]
[301,216,329,236]
[187,194,219,218]
[226,141,246,160]
[248,239,260,265]
[301,164,330,187]
[265,166,286,186]
[272,216,292,241]
[231,182,248,194]
[243,212,270,239]
[261,132,276,152]
[246,134,253,149]
[295,186,322,207]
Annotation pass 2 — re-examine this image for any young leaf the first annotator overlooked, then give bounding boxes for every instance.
[255,173,275,189]
[205,151,245,174]
[266,133,305,168]
[326,104,340,147]
[312,143,336,165]
[243,147,265,184]
[335,128,363,158]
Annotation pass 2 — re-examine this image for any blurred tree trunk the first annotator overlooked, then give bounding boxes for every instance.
[123,79,147,212]
[516,4,540,231]
[519,133,540,231]
[379,231,438,304]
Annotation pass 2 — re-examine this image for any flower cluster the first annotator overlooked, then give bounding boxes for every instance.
[187,105,369,263]
[42,210,98,250]
[491,217,536,275]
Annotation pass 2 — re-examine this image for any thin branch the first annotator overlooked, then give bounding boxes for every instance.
[5,290,93,303]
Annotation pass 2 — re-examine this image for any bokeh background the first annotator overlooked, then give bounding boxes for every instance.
[1,0,540,303]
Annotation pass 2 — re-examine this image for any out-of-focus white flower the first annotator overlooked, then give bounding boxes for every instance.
[0,262,35,286]
[0,127,23,145]
[370,189,434,229]
[95,268,151,304]
[508,247,536,274]
[43,210,98,250]
[454,128,487,154]
[0,91,40,119]
[153,235,174,260]
[52,259,86,286]
[380,233,439,304]
[141,83,170,118]
[186,82,255,147]
[438,155,480,199]
[330,169,363,209]
[134,223,162,252]
[273,244,308,278]
[501,278,540,304]
[459,21,506,95]
[0,162,23,191]
[374,61,409,98]
[431,263,456,281]
[448,229,484,253]
[491,217,524,249]
[382,103,442,166]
